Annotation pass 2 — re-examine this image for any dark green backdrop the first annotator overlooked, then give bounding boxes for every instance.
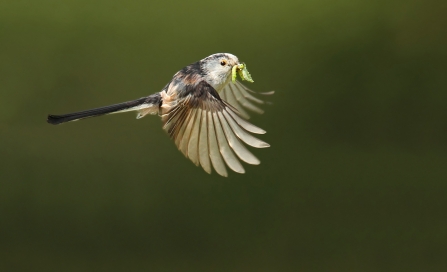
[1,0,446,271]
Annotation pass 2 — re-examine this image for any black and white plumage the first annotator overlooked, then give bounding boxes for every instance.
[47,53,273,176]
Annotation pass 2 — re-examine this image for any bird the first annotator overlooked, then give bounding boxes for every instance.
[47,53,274,177]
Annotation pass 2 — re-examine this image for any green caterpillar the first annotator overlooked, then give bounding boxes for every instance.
[232,63,254,83]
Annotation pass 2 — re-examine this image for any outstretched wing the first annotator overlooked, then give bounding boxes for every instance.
[161,80,269,177]
[219,80,275,119]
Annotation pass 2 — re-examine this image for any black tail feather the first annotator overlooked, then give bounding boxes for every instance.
[47,97,149,125]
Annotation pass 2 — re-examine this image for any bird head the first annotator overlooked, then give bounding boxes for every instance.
[200,53,253,91]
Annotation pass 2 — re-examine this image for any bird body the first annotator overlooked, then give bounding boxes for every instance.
[48,53,273,176]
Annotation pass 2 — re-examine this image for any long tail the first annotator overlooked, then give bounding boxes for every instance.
[47,93,161,125]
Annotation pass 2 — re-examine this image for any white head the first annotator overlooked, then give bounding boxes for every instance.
[200,53,240,91]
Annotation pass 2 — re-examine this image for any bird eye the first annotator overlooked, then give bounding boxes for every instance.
[220,60,227,66]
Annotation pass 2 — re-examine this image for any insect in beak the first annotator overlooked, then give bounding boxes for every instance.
[232,63,254,83]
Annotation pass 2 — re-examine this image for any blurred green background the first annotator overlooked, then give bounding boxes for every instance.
[1,0,447,271]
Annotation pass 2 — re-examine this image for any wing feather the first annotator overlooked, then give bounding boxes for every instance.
[233,82,265,104]
[218,80,274,120]
[225,105,266,134]
[235,81,275,96]
[228,84,264,114]
[225,84,250,119]
[170,107,189,140]
[217,112,260,165]
[213,111,245,173]
[223,111,270,148]
[179,109,197,156]
[187,109,202,166]
[198,109,212,174]
[207,111,228,177]
[162,105,183,132]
